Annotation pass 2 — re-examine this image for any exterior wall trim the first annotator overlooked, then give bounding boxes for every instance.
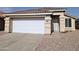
[4,13,52,16]
[44,16,52,34]
[4,17,10,32]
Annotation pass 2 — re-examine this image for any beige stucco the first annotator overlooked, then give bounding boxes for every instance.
[4,17,10,32]
[65,16,75,31]
[53,12,65,32]
[59,16,65,32]
[4,15,52,34]
[53,12,76,32]
[71,18,75,31]
[4,12,76,34]
[44,16,52,34]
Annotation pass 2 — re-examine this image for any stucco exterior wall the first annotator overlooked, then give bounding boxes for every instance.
[4,17,10,32]
[53,12,76,32]
[4,16,52,34]
[4,13,76,34]
[53,12,65,32]
[65,16,75,31]
[71,18,75,31]
[44,16,52,34]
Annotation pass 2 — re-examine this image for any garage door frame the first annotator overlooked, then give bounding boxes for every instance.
[11,17,45,34]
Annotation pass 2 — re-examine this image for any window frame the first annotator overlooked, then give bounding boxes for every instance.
[65,18,72,27]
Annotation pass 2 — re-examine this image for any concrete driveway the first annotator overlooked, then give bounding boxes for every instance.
[0,32,43,51]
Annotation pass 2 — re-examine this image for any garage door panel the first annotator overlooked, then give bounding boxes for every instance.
[12,19,44,34]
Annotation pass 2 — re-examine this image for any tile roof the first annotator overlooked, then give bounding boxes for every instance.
[9,7,65,14]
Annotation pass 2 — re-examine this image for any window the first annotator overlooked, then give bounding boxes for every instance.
[65,18,72,27]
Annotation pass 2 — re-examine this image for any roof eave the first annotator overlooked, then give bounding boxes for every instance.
[65,14,77,19]
[4,13,52,16]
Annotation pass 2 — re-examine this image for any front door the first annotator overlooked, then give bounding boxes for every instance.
[53,23,59,32]
[52,16,59,32]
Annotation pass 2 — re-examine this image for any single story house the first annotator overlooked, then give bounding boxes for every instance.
[1,7,76,34]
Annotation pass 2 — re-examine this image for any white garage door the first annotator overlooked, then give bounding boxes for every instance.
[12,19,44,34]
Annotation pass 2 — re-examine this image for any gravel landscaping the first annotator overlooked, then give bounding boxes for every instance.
[35,30,79,51]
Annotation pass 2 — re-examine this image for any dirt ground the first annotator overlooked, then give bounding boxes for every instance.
[0,30,79,51]
[35,30,79,51]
